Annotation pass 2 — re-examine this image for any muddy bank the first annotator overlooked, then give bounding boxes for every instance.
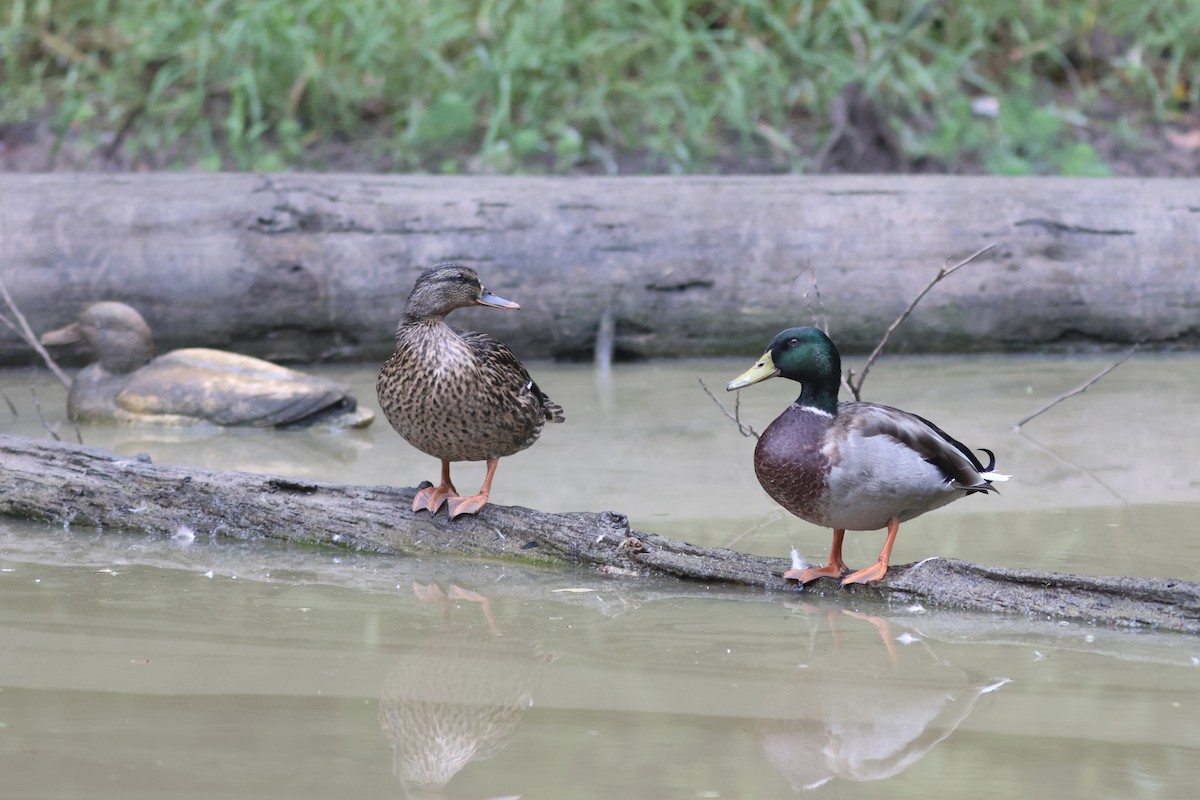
[0,174,1196,367]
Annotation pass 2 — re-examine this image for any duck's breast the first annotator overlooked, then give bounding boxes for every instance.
[753,405,834,524]
[379,329,546,461]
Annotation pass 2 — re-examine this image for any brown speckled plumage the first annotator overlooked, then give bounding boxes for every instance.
[377,264,563,517]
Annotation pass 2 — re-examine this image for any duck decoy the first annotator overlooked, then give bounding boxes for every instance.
[40,301,374,428]
[377,264,564,518]
[727,326,1008,586]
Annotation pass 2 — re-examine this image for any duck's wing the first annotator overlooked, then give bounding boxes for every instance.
[838,402,1004,492]
[461,332,565,423]
[117,348,361,427]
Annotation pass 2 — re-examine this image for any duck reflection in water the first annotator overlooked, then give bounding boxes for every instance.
[379,582,553,800]
[760,606,1008,792]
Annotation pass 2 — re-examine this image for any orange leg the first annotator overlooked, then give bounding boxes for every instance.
[784,529,850,584]
[446,457,499,519]
[841,518,900,586]
[412,459,458,513]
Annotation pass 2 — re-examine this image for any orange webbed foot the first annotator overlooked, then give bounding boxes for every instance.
[783,562,848,585]
[412,482,457,514]
[840,519,899,586]
[785,529,850,585]
[840,560,890,586]
[446,492,489,518]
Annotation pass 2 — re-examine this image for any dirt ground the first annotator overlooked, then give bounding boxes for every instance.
[3,98,1199,176]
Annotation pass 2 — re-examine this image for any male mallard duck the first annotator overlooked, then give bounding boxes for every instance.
[727,326,1008,586]
[39,301,374,428]
[377,263,564,518]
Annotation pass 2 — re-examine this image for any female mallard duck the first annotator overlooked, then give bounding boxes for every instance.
[39,302,374,428]
[377,263,564,519]
[727,326,1008,586]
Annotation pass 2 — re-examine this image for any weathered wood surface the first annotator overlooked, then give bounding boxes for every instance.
[2,433,1197,634]
[1,174,1196,368]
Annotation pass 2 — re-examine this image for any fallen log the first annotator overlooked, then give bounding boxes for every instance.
[2,433,1197,634]
[1,174,1197,368]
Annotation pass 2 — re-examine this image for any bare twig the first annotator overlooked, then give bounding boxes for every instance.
[697,377,760,439]
[29,383,63,443]
[723,509,789,550]
[1014,344,1140,430]
[708,244,995,435]
[1016,429,1126,503]
[848,243,996,400]
[0,276,72,387]
[802,265,856,398]
[0,386,16,417]
[843,366,859,401]
[803,262,829,335]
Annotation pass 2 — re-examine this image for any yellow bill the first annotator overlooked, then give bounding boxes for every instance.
[726,349,779,390]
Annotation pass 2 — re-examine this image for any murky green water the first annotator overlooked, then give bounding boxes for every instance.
[2,354,1199,797]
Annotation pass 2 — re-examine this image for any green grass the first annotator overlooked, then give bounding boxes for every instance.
[1,0,1196,173]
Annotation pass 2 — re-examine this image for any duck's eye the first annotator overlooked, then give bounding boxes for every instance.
[787,337,799,348]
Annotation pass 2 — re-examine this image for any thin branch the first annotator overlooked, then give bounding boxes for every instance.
[802,264,857,398]
[28,383,63,443]
[0,276,72,387]
[850,243,996,398]
[0,386,16,417]
[803,262,829,335]
[843,366,861,402]
[723,509,789,550]
[1016,428,1126,503]
[714,243,995,431]
[1014,344,1140,430]
[697,377,760,439]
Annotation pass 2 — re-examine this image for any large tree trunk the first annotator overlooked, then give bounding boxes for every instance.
[2,434,1197,634]
[1,174,1195,367]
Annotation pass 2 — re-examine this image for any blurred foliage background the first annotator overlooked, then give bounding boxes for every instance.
[1,0,1197,174]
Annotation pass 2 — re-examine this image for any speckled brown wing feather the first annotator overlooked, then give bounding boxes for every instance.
[461,331,565,424]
